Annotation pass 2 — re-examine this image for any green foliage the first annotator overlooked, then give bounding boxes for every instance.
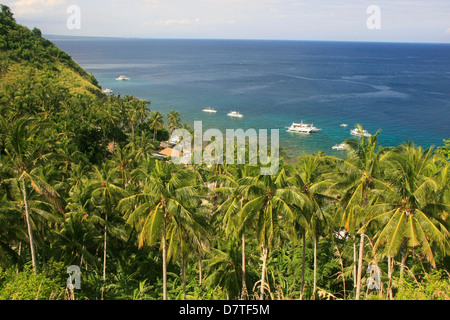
[437,138,450,160]
[0,262,65,300]
[0,7,95,86]
[268,239,343,300]
[203,237,244,299]
[395,270,450,300]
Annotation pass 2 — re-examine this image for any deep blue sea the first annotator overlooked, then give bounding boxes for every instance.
[49,37,450,158]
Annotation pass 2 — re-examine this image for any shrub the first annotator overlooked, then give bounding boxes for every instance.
[395,270,450,300]
[0,263,66,300]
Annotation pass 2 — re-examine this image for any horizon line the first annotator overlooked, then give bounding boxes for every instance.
[43,34,450,46]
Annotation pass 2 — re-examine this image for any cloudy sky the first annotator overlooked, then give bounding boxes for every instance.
[3,0,450,42]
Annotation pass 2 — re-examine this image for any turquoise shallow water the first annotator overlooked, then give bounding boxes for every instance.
[50,37,450,158]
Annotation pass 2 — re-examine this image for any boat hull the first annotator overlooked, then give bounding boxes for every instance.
[287,129,312,134]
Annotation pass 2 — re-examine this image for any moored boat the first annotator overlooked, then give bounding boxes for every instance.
[286,121,321,134]
[202,107,217,113]
[227,110,244,118]
[116,75,130,81]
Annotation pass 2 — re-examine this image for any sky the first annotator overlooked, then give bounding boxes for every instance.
[2,0,450,43]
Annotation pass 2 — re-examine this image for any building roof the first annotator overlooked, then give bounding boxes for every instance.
[158,148,181,158]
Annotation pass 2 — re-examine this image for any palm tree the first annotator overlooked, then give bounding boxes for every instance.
[364,143,450,293]
[338,125,387,299]
[119,159,203,300]
[211,165,250,298]
[124,131,157,166]
[164,169,209,301]
[184,163,212,288]
[209,163,258,299]
[0,194,25,269]
[110,145,132,188]
[89,160,127,299]
[127,100,150,135]
[149,111,164,141]
[167,110,181,134]
[203,237,243,299]
[60,176,98,270]
[288,154,336,299]
[0,117,62,274]
[239,165,305,300]
[53,211,98,270]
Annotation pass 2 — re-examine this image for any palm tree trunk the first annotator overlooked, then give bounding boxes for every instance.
[41,223,45,267]
[355,229,365,300]
[22,177,38,275]
[182,257,187,300]
[241,233,247,299]
[353,237,357,290]
[198,250,202,286]
[260,246,268,300]
[102,211,107,299]
[399,249,407,285]
[162,204,168,300]
[335,243,346,300]
[312,233,317,299]
[17,242,22,273]
[387,256,393,300]
[300,233,306,300]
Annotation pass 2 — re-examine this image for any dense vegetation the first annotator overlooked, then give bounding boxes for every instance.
[0,5,100,97]
[0,5,449,300]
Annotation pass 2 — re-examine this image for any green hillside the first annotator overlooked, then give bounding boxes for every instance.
[0,5,157,165]
[0,5,102,97]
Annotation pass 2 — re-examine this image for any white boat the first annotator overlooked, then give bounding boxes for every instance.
[332,143,349,151]
[227,111,244,118]
[340,123,348,127]
[116,75,130,81]
[103,88,113,95]
[202,107,217,113]
[286,121,321,134]
[350,128,372,137]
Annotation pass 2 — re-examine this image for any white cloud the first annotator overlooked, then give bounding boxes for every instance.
[144,17,235,28]
[3,0,449,42]
[153,19,195,26]
[11,0,67,16]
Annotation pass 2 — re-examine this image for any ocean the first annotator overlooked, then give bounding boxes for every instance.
[49,37,450,158]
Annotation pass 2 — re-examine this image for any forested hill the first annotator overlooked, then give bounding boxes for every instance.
[0,5,102,97]
[0,4,156,165]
